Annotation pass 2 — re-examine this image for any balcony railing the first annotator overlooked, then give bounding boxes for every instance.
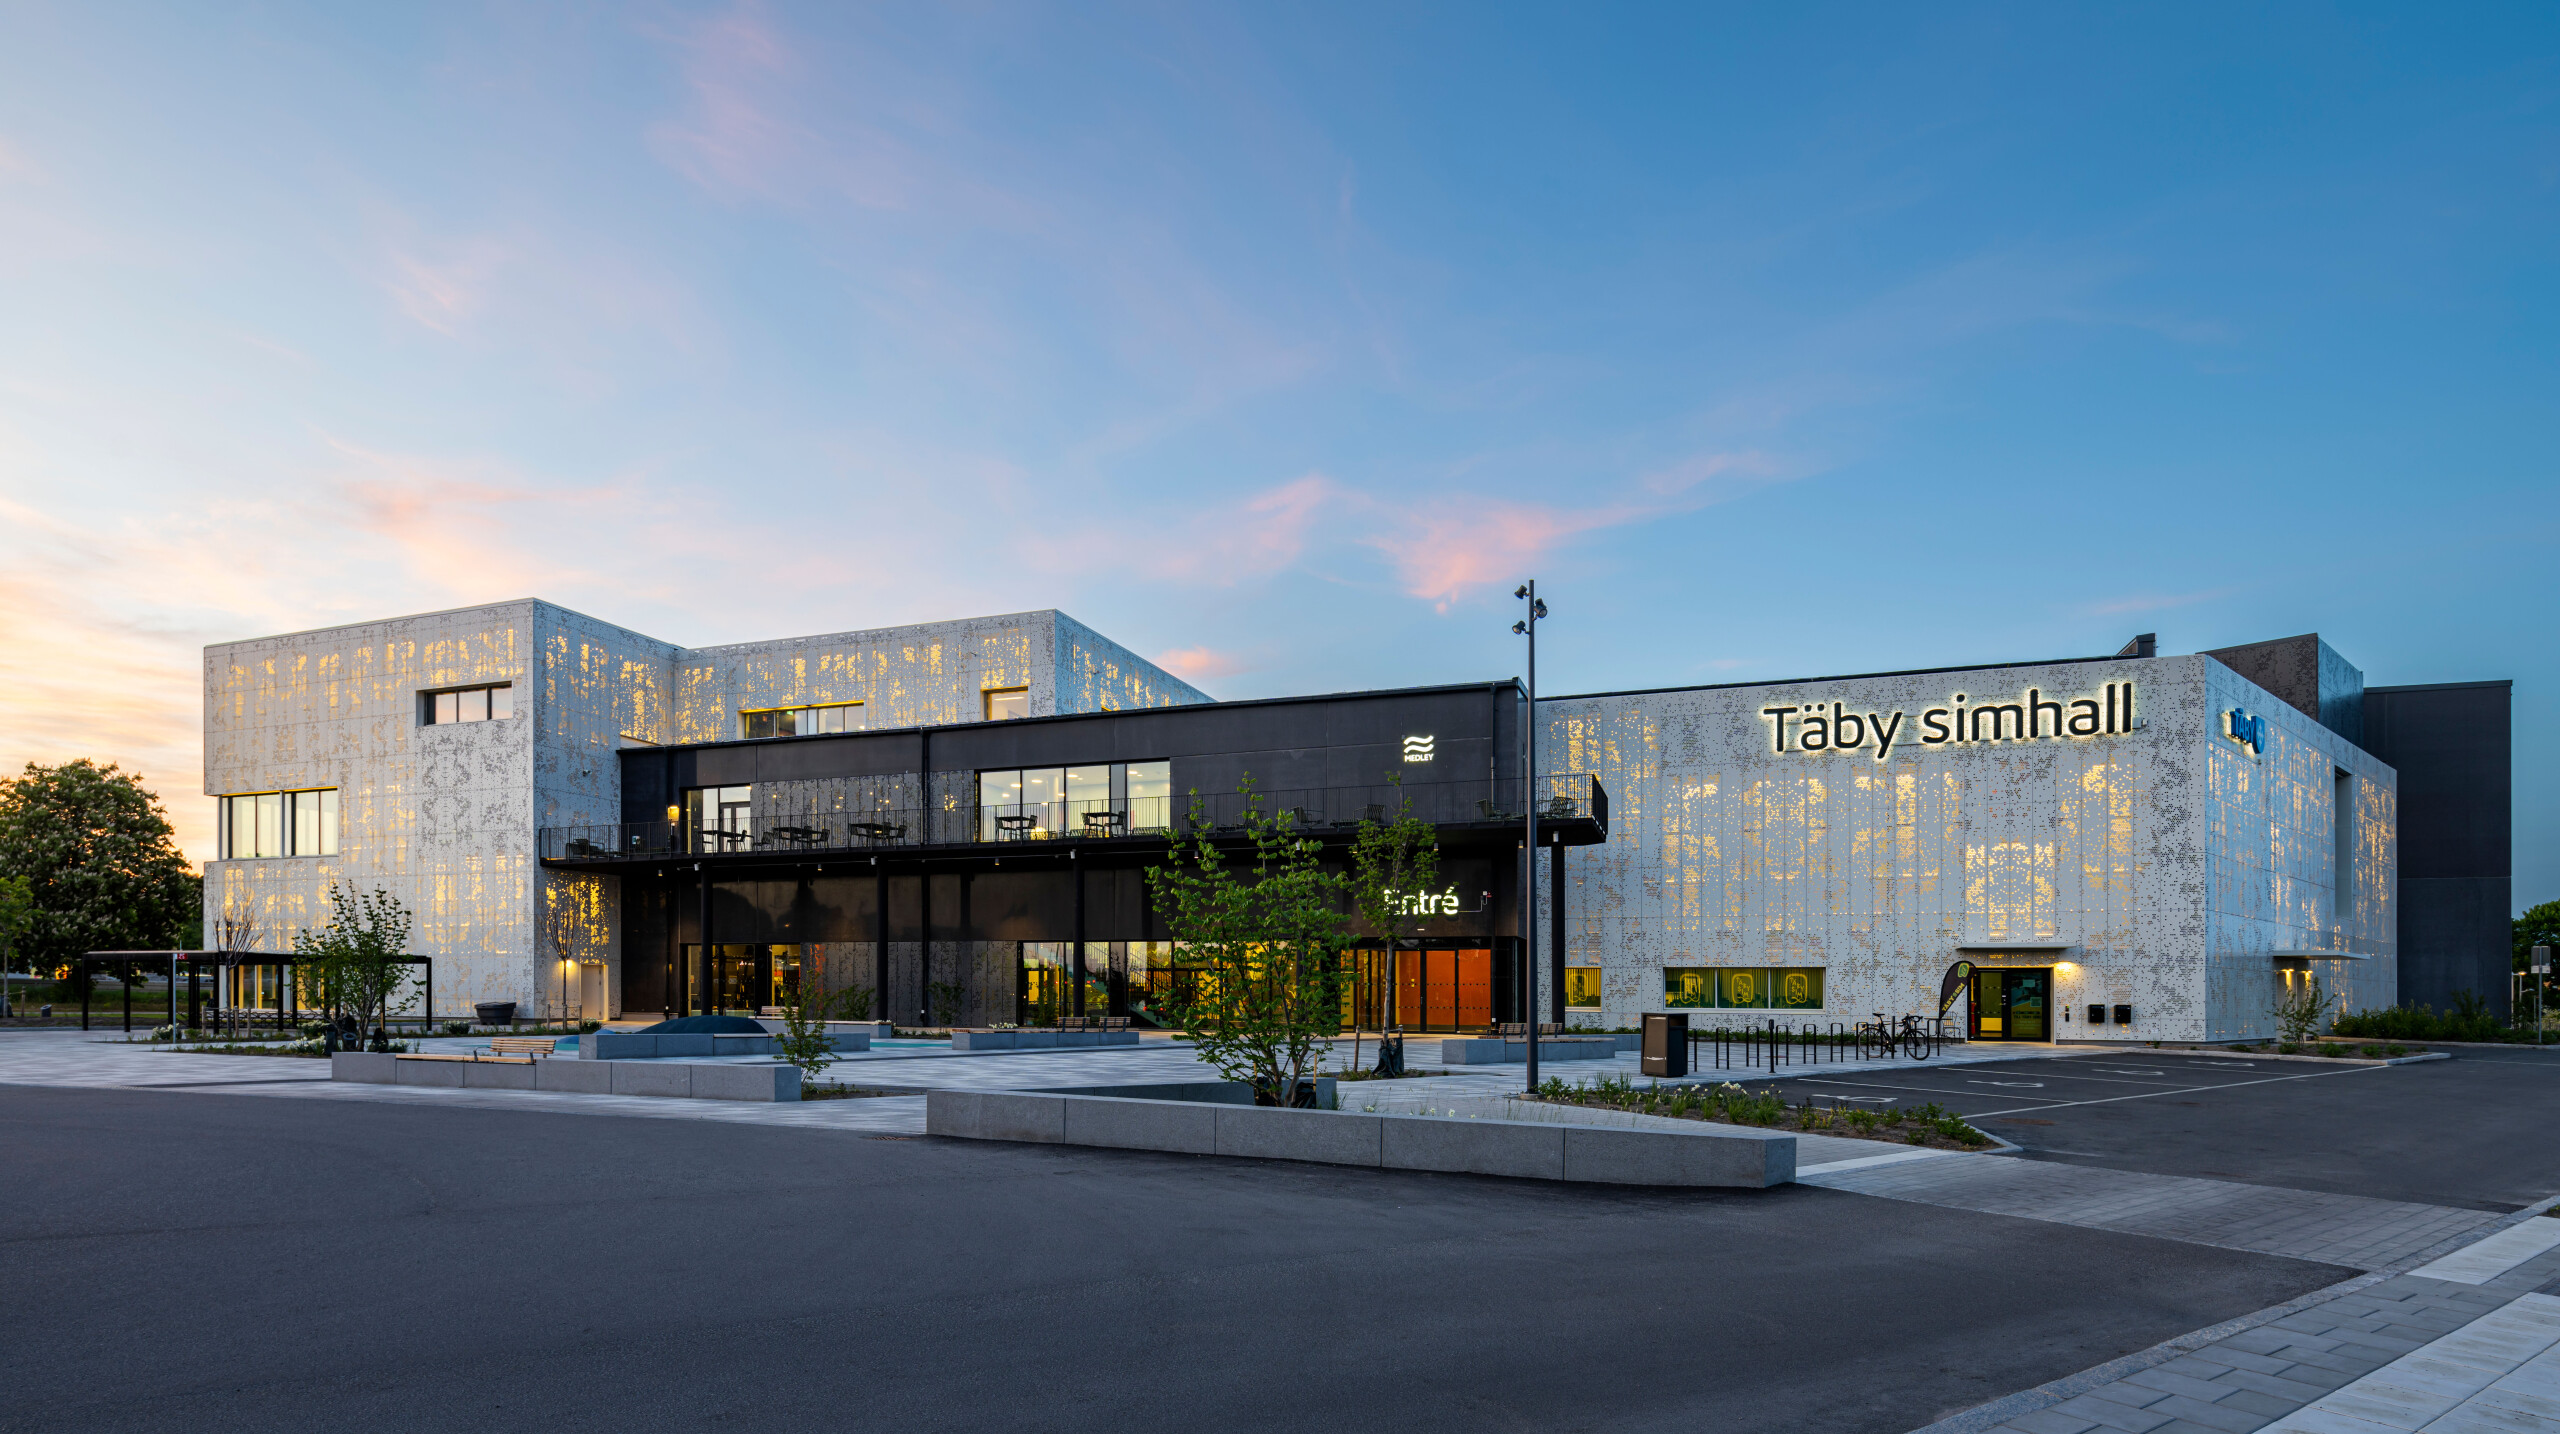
[539,774,1607,862]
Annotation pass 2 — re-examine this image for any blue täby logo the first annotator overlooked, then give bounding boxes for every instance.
[2222,708,2265,756]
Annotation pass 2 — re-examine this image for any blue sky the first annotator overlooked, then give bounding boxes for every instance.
[0,3,2551,892]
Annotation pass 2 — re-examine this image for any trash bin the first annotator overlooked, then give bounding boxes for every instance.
[1642,1012,1689,1077]
[475,1001,517,1028]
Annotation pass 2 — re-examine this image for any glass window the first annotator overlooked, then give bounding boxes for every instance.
[1065,766,1110,834]
[817,705,844,735]
[1664,967,1712,1008]
[984,687,1028,721]
[1126,760,1170,833]
[252,793,283,859]
[1022,768,1065,837]
[291,791,320,855]
[424,684,510,724]
[1716,968,1769,1009]
[1772,967,1824,1011]
[1565,966,1602,1009]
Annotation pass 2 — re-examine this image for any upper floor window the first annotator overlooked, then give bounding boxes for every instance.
[218,788,338,860]
[741,702,865,739]
[979,761,1169,841]
[683,785,754,852]
[983,687,1029,722]
[423,683,512,724]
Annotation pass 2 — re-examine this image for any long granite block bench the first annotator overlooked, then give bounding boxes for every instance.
[925,1089,1792,1187]
[334,1052,800,1102]
[1435,1036,1617,1065]
[948,1029,1142,1051]
[579,1030,868,1060]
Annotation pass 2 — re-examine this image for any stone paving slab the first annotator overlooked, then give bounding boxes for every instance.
[1912,1203,2560,1434]
[1810,1153,2499,1271]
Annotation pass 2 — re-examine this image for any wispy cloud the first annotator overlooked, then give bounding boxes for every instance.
[2085,586,2240,616]
[1154,645,1247,682]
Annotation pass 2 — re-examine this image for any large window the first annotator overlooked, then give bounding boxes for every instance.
[218,788,338,859]
[978,761,1170,841]
[1565,966,1603,1010]
[422,684,512,724]
[1664,966,1825,1011]
[683,785,755,852]
[740,702,866,739]
[983,687,1029,721]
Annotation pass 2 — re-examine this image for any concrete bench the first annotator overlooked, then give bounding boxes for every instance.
[926,1089,1794,1187]
[579,1029,869,1060]
[339,1051,799,1101]
[949,1029,1142,1051]
[1436,1036,1617,1066]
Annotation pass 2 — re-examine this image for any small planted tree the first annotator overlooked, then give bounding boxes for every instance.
[1147,778,1349,1106]
[2272,972,2332,1046]
[1345,778,1440,1073]
[293,885,416,1046]
[771,952,849,1090]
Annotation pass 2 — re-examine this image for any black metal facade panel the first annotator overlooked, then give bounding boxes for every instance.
[617,684,1525,820]
[2363,681,2512,881]
[2397,876,2516,1019]
[625,852,1508,948]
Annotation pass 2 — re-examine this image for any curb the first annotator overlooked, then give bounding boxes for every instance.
[2071,1045,2452,1067]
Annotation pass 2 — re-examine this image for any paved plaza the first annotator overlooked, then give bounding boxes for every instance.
[2,1029,2556,1433]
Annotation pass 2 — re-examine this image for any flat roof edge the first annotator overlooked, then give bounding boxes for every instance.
[2365,680,2512,694]
[1543,654,2137,704]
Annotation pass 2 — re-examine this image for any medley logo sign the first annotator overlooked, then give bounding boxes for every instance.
[2222,707,2265,756]
[1760,683,2140,761]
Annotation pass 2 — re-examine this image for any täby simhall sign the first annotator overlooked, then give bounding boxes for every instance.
[1759,683,2141,761]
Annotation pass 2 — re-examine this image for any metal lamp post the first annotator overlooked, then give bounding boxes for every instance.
[2534,945,2550,1049]
[1513,581,1548,1094]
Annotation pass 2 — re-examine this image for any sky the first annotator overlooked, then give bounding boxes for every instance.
[0,2,2552,900]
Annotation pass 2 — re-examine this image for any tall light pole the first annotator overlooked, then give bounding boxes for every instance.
[1514,581,1548,1094]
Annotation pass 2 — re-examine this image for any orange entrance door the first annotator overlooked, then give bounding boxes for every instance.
[1396,951,1423,1028]
[1456,949,1492,1028]
[1424,950,1457,1027]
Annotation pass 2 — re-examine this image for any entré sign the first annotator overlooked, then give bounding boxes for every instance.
[1760,683,2140,761]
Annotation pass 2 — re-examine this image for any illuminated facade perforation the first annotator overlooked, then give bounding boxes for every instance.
[205,602,1206,1017]
[1544,653,2397,1043]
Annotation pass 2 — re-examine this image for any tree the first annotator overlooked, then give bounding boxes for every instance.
[2272,972,2332,1045]
[1345,777,1441,1072]
[0,874,31,1015]
[0,761,199,974]
[1147,778,1349,1106]
[770,962,850,1089]
[293,885,416,1041]
[2516,901,2560,970]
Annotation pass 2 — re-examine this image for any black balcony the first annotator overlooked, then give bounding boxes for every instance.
[539,773,1607,866]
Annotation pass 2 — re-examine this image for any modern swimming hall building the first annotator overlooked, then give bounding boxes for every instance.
[201,601,2512,1045]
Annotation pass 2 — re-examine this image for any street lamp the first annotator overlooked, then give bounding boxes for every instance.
[1513,581,1548,1094]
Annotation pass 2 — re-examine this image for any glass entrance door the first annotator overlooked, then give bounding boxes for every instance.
[1970,968,2052,1041]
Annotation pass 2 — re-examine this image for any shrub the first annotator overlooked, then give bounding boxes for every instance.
[2333,993,2507,1043]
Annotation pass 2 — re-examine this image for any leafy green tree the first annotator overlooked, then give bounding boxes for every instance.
[2516,901,2560,970]
[0,874,32,1013]
[0,761,199,974]
[1147,778,1349,1106]
[293,885,416,1039]
[770,965,850,1089]
[1345,777,1440,1070]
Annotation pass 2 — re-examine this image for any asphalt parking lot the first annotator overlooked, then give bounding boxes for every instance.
[1756,1046,2560,1212]
[0,1083,2341,1434]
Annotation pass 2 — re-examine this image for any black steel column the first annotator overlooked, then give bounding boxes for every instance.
[79,959,90,1030]
[186,957,199,1029]
[918,870,933,1026]
[1072,853,1087,1018]
[695,864,710,1018]
[1550,840,1567,1026]
[875,866,889,1025]
[123,959,132,1033]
